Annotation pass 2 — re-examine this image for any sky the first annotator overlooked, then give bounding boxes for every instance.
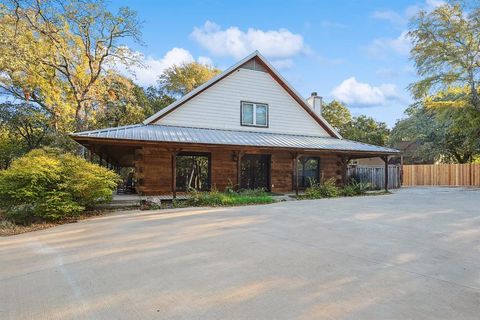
[109,0,446,127]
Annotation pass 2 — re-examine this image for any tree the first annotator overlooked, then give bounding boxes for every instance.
[321,100,352,132]
[0,0,142,131]
[342,115,390,146]
[390,102,480,163]
[0,102,52,150]
[0,126,22,169]
[144,86,175,114]
[408,2,480,111]
[159,62,221,97]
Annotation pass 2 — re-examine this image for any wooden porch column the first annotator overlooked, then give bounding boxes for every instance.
[291,152,299,196]
[170,149,180,199]
[340,156,349,186]
[236,151,244,190]
[382,155,389,192]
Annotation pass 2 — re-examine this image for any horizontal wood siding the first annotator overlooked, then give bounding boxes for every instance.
[211,151,237,191]
[271,153,293,192]
[320,155,342,183]
[157,68,329,136]
[135,147,172,195]
[134,147,344,195]
[403,164,480,186]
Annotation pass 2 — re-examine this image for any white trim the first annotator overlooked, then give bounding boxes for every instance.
[241,101,268,127]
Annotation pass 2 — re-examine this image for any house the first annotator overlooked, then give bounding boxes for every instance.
[71,51,399,196]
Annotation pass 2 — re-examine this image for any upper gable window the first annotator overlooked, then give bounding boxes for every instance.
[241,102,268,127]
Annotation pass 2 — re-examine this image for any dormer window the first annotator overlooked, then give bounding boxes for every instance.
[241,101,268,127]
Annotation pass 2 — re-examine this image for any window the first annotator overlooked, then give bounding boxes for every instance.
[241,102,268,127]
[176,152,211,191]
[297,157,320,188]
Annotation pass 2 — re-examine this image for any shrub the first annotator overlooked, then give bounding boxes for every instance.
[187,189,273,207]
[341,180,371,197]
[0,148,119,224]
[301,178,340,199]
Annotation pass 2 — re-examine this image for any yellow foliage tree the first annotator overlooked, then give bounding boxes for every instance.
[0,0,142,131]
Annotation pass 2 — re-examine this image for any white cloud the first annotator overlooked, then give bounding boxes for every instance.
[367,31,411,57]
[331,77,401,107]
[197,56,213,66]
[121,48,214,87]
[369,0,445,59]
[376,68,399,78]
[271,59,294,70]
[372,10,406,26]
[372,0,445,26]
[190,21,306,60]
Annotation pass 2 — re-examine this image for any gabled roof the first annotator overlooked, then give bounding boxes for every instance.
[72,124,399,155]
[143,51,342,139]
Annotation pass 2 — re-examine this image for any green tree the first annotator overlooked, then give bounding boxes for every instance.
[321,100,352,132]
[342,115,390,146]
[0,0,142,131]
[408,2,480,111]
[144,86,175,114]
[159,62,222,97]
[0,102,52,150]
[0,126,22,169]
[390,102,480,163]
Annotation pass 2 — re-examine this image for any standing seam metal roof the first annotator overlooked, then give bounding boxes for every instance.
[72,124,399,154]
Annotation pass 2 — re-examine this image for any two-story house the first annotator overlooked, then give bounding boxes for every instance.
[71,51,399,196]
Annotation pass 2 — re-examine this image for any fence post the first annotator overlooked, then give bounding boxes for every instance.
[382,156,389,192]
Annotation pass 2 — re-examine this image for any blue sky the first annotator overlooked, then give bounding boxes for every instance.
[110,0,445,127]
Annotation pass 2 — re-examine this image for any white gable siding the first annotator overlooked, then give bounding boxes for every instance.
[155,68,329,136]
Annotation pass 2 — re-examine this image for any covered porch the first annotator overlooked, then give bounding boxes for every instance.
[71,124,400,198]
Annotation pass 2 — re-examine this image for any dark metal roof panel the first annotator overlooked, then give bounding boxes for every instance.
[72,124,399,154]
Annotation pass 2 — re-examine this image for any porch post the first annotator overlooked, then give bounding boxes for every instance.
[291,152,299,196]
[383,155,389,192]
[171,150,178,199]
[340,156,349,186]
[236,151,243,191]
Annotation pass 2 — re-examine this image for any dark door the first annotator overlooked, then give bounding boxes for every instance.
[240,154,271,190]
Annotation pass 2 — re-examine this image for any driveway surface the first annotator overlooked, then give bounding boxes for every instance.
[1,187,480,319]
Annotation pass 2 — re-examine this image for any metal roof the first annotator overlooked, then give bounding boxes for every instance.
[72,124,399,154]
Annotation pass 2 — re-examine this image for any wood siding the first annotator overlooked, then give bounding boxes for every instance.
[134,146,344,195]
[134,147,172,195]
[211,151,237,191]
[156,68,330,136]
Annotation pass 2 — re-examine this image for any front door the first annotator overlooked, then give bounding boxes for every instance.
[240,154,271,190]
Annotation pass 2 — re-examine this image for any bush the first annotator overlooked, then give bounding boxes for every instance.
[301,178,340,199]
[341,180,371,197]
[187,188,273,207]
[0,148,119,224]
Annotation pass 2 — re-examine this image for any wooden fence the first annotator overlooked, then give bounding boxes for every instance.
[403,164,480,186]
[347,165,401,189]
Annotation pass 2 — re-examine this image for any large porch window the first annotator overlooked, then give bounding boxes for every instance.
[298,156,320,188]
[176,152,211,191]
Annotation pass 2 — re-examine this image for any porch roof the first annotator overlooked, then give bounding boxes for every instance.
[71,124,399,155]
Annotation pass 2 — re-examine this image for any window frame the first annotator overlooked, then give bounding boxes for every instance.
[175,152,212,191]
[240,101,269,128]
[297,156,321,189]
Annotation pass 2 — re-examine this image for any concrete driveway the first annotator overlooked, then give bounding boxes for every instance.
[1,188,480,319]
